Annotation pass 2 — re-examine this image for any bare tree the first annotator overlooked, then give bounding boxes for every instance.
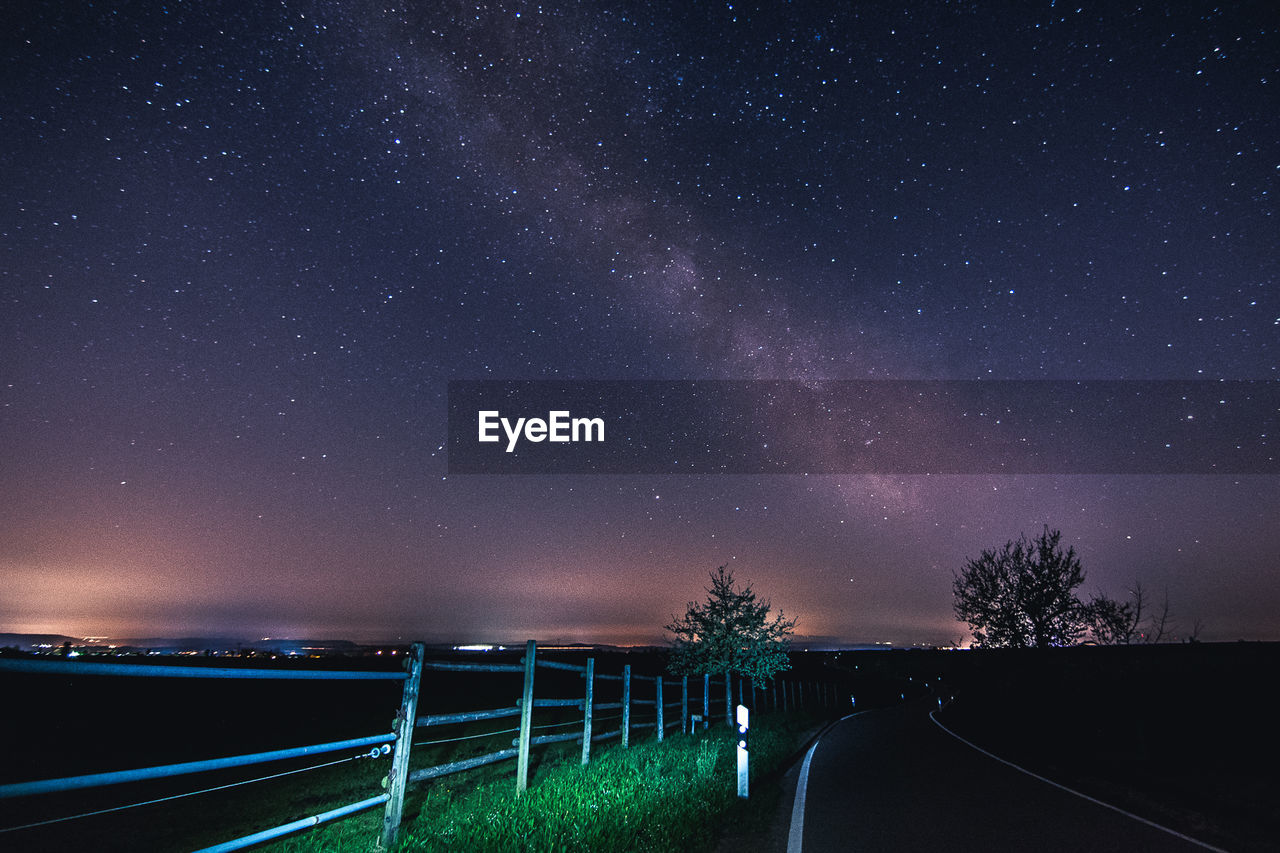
[1128,581,1147,637]
[1104,581,1180,644]
[1086,593,1137,645]
[1127,582,1175,643]
[1145,588,1174,643]
[953,528,1089,648]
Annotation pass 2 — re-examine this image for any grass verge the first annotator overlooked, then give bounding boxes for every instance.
[269,712,821,853]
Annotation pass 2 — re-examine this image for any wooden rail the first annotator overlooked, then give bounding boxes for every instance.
[0,648,835,850]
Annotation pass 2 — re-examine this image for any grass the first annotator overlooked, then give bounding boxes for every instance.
[266,712,821,853]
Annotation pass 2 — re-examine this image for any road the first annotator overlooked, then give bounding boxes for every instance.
[790,699,1220,853]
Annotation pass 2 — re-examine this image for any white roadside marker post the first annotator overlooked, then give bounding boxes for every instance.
[736,704,749,798]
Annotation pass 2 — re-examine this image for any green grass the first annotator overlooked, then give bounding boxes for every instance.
[267,713,820,853]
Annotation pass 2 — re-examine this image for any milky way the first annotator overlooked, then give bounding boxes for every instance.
[1,1,1276,645]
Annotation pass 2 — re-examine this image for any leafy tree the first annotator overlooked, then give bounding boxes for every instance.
[666,566,796,682]
[952,528,1088,648]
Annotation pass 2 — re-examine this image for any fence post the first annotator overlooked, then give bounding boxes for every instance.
[702,673,710,728]
[517,640,536,794]
[380,642,423,850]
[724,673,733,725]
[581,657,594,765]
[681,675,689,735]
[622,664,631,747]
[656,676,665,742]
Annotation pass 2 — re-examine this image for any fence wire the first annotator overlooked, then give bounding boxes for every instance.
[411,705,635,749]
[0,752,372,835]
[413,725,520,748]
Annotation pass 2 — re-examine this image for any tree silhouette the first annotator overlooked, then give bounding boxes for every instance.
[666,566,796,682]
[1085,593,1136,645]
[952,528,1088,648]
[1085,581,1184,645]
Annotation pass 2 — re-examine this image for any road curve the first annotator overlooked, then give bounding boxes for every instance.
[791,699,1218,853]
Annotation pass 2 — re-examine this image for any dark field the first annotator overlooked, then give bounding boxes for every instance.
[0,655,406,851]
[918,642,1279,853]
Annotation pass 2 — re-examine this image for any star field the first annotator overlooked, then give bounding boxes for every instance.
[1,1,1277,645]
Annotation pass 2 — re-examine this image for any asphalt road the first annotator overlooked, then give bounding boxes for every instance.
[791,700,1219,853]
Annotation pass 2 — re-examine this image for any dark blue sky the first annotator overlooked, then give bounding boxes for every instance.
[2,1,1276,645]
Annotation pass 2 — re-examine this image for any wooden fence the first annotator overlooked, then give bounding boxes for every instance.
[378,640,838,846]
[0,643,838,851]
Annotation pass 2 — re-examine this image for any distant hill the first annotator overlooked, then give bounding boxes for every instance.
[0,632,80,650]
[0,634,363,655]
[110,637,363,653]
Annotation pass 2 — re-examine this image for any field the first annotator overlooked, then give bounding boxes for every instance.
[893,642,1280,853]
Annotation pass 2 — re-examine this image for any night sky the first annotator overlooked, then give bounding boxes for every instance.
[3,1,1277,646]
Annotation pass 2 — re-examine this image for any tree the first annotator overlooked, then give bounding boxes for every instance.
[1085,593,1137,645]
[666,566,796,682]
[1086,581,1182,645]
[1126,581,1176,644]
[952,528,1088,648]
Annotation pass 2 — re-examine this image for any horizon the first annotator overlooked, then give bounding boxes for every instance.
[0,626,1255,653]
[0,627,950,650]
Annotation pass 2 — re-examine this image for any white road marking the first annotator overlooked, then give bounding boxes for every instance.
[786,741,818,853]
[787,712,866,853]
[929,709,1229,853]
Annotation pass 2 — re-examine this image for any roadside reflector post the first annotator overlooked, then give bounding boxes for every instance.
[735,704,749,798]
